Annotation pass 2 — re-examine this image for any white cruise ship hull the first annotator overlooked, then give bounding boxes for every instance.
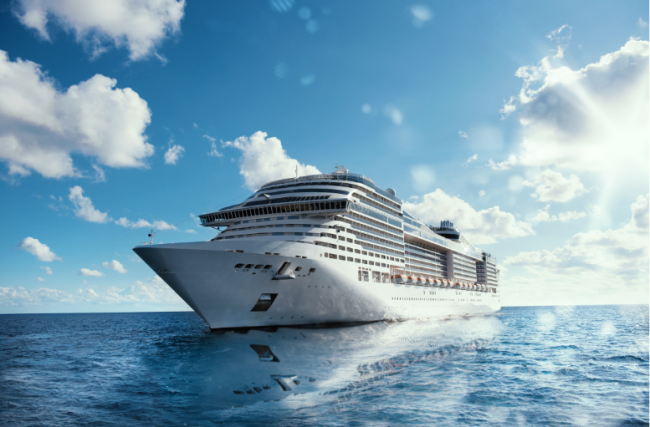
[134,239,501,330]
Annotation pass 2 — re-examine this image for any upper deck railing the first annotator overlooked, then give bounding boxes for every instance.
[260,173,402,204]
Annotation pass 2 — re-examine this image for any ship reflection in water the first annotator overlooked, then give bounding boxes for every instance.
[4,306,646,426]
[164,315,502,418]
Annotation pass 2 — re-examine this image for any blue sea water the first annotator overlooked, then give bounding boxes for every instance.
[0,305,648,426]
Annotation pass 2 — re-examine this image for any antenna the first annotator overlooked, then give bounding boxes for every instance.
[148,229,156,245]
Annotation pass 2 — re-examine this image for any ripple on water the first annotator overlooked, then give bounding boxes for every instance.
[0,306,647,426]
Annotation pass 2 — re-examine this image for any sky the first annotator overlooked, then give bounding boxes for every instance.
[0,0,648,313]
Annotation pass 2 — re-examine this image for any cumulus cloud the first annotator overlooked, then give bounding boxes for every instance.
[403,189,535,244]
[17,237,61,262]
[500,96,516,119]
[638,18,648,28]
[463,154,478,166]
[164,143,185,165]
[208,142,222,157]
[92,165,106,182]
[488,154,518,171]
[13,0,185,61]
[523,170,587,203]
[458,129,468,138]
[0,276,186,307]
[0,51,153,178]
[103,260,127,273]
[479,190,486,197]
[69,186,109,223]
[498,39,649,175]
[532,204,587,223]
[79,268,104,277]
[185,229,197,234]
[114,217,177,230]
[504,194,649,305]
[37,277,45,282]
[546,24,572,59]
[222,131,320,190]
[41,266,53,275]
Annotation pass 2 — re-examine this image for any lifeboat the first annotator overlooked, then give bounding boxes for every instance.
[424,277,432,286]
[392,274,406,283]
[416,276,424,286]
[406,275,414,284]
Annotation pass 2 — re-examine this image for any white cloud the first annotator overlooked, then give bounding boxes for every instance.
[504,194,649,305]
[222,131,320,191]
[79,268,104,277]
[488,154,518,171]
[103,260,127,273]
[361,104,372,114]
[546,24,572,59]
[479,190,486,197]
[17,237,61,262]
[0,275,185,307]
[499,39,649,174]
[203,134,222,157]
[92,165,106,182]
[410,164,436,193]
[208,142,223,157]
[185,229,197,234]
[164,144,185,165]
[463,154,478,166]
[69,186,109,223]
[0,51,154,178]
[500,96,516,119]
[523,170,587,203]
[409,5,432,28]
[458,129,468,138]
[37,277,45,282]
[532,204,587,223]
[383,105,403,125]
[403,189,535,244]
[638,18,648,28]
[114,217,177,230]
[13,0,186,61]
[41,266,53,275]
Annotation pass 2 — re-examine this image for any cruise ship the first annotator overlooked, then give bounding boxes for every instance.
[134,167,501,329]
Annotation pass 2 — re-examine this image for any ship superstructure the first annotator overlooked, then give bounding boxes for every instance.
[134,168,501,329]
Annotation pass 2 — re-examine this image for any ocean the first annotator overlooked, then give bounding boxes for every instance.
[1,305,648,426]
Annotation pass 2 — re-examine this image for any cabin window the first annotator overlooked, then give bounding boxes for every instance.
[355,258,361,263]
[347,257,353,262]
[234,264,244,268]
[309,268,316,273]
[295,267,302,271]
[362,251,368,255]
[254,265,264,269]
[244,264,254,269]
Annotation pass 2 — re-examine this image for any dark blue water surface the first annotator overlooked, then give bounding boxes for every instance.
[1,306,648,426]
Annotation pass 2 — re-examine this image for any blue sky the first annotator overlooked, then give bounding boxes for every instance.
[0,0,648,313]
